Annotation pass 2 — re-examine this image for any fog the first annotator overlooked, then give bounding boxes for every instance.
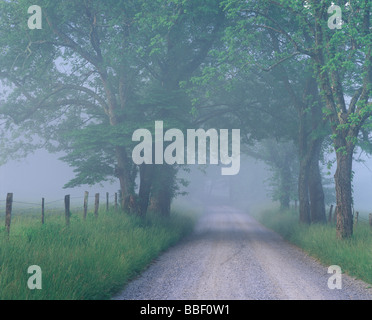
[1,149,372,213]
[174,155,272,211]
[0,149,120,203]
[353,159,372,211]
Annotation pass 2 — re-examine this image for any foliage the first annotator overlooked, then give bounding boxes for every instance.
[255,208,372,285]
[0,207,195,300]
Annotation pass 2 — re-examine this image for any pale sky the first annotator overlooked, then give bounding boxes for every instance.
[0,148,371,212]
[0,149,120,203]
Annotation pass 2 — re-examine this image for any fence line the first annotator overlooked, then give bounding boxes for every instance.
[3,196,372,237]
[12,201,41,206]
[1,191,120,237]
[327,206,372,228]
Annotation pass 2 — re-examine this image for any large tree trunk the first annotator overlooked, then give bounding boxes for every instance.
[102,70,140,214]
[298,158,311,224]
[115,146,138,214]
[138,164,154,217]
[149,190,171,217]
[308,139,326,223]
[279,158,291,210]
[298,101,311,224]
[149,165,176,217]
[334,148,354,239]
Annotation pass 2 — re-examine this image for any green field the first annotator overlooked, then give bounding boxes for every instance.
[0,207,195,300]
[254,208,372,286]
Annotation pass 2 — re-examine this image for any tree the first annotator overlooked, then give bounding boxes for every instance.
[195,2,329,223]
[0,0,227,217]
[310,1,371,237]
[223,0,371,238]
[0,0,147,212]
[133,0,226,216]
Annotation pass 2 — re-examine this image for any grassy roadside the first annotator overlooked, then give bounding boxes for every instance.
[0,209,196,300]
[253,208,372,286]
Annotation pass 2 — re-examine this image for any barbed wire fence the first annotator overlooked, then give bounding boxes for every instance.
[0,192,120,236]
[327,204,372,227]
[353,212,371,224]
[2,194,372,237]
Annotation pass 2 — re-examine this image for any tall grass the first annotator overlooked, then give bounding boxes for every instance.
[0,208,195,300]
[254,208,372,286]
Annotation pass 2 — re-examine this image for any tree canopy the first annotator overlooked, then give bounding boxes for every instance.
[0,0,371,238]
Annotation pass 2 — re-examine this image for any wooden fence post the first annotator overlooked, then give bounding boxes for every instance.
[41,197,45,225]
[65,195,70,226]
[115,193,118,210]
[106,192,109,212]
[5,193,13,237]
[328,205,334,224]
[83,191,89,220]
[94,193,99,218]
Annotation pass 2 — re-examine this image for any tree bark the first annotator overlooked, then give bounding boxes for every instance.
[115,146,138,214]
[138,164,154,217]
[334,148,354,239]
[298,158,311,224]
[308,139,326,223]
[297,97,311,224]
[279,158,291,210]
[149,165,176,217]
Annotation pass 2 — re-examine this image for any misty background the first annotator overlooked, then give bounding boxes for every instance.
[1,148,372,212]
[0,1,370,216]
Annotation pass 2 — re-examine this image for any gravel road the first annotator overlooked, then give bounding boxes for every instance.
[113,205,372,300]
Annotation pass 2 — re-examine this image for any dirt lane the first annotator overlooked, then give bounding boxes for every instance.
[113,206,372,300]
